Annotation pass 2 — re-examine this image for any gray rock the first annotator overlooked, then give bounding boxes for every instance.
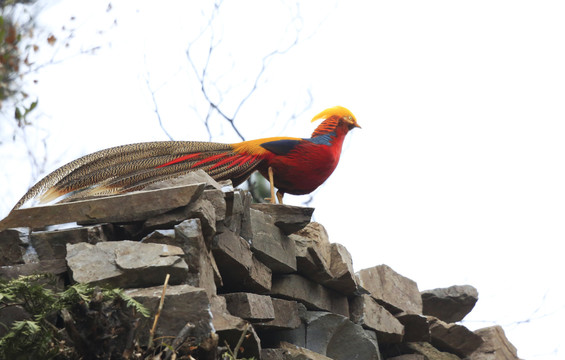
[209,295,262,359]
[261,342,333,360]
[290,223,333,285]
[0,259,67,280]
[403,342,461,360]
[211,229,271,293]
[387,355,426,360]
[30,223,112,261]
[250,203,314,235]
[467,326,521,360]
[255,298,302,330]
[0,183,205,229]
[125,284,212,346]
[143,198,217,239]
[357,264,423,314]
[141,169,223,191]
[248,208,297,273]
[0,305,31,338]
[428,317,484,357]
[324,242,358,295]
[270,274,349,317]
[350,294,404,343]
[0,228,29,265]
[223,292,275,321]
[421,285,478,323]
[210,295,247,331]
[66,241,188,288]
[141,219,222,296]
[396,312,431,342]
[202,189,227,221]
[302,311,381,360]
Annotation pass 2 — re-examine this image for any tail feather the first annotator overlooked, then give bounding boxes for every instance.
[14,141,264,209]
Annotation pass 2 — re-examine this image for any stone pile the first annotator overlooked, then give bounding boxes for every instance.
[0,170,521,359]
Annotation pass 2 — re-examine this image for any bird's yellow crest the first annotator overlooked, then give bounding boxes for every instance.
[311,106,360,130]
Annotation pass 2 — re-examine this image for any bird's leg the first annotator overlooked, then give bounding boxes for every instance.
[267,166,276,204]
[276,191,284,205]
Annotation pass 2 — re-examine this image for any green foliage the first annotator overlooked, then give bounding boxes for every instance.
[0,274,149,359]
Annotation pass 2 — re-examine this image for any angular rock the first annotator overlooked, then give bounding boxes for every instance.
[271,274,348,317]
[255,298,302,330]
[421,285,478,323]
[0,305,31,338]
[66,241,188,288]
[261,342,333,360]
[125,285,212,346]
[0,183,205,229]
[396,312,431,342]
[324,242,357,295]
[210,295,247,331]
[0,228,29,265]
[30,223,112,261]
[250,203,314,235]
[388,355,426,360]
[291,223,333,285]
[142,169,222,191]
[223,292,275,321]
[403,342,461,360]
[350,294,404,343]
[357,264,423,314]
[224,189,251,235]
[211,229,271,293]
[209,295,262,359]
[467,326,521,360]
[141,219,222,296]
[247,208,297,273]
[303,312,381,360]
[202,188,227,221]
[0,259,67,280]
[428,317,484,357]
[143,198,217,239]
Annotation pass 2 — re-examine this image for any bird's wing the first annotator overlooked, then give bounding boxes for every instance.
[259,138,303,155]
[13,141,266,209]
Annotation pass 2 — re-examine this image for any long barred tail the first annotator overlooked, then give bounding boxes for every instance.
[13,141,264,210]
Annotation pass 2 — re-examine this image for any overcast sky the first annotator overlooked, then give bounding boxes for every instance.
[1,1,564,359]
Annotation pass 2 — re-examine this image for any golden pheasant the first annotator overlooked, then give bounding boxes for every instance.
[13,106,360,209]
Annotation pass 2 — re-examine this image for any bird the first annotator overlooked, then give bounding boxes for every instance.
[12,106,360,210]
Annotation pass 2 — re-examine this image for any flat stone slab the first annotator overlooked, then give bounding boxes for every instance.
[255,298,302,330]
[0,183,205,229]
[270,274,348,317]
[30,223,112,261]
[428,317,484,357]
[250,203,314,235]
[0,259,67,280]
[421,285,478,323]
[66,240,188,288]
[223,292,275,321]
[357,264,423,314]
[350,294,404,343]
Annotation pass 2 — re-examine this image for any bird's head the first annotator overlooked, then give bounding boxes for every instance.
[310,106,361,137]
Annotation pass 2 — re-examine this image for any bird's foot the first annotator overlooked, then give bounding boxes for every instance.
[266,167,277,204]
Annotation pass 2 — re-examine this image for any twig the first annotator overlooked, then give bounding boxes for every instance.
[148,273,171,348]
[224,323,249,360]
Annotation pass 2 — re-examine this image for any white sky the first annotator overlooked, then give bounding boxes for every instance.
[1,1,564,359]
